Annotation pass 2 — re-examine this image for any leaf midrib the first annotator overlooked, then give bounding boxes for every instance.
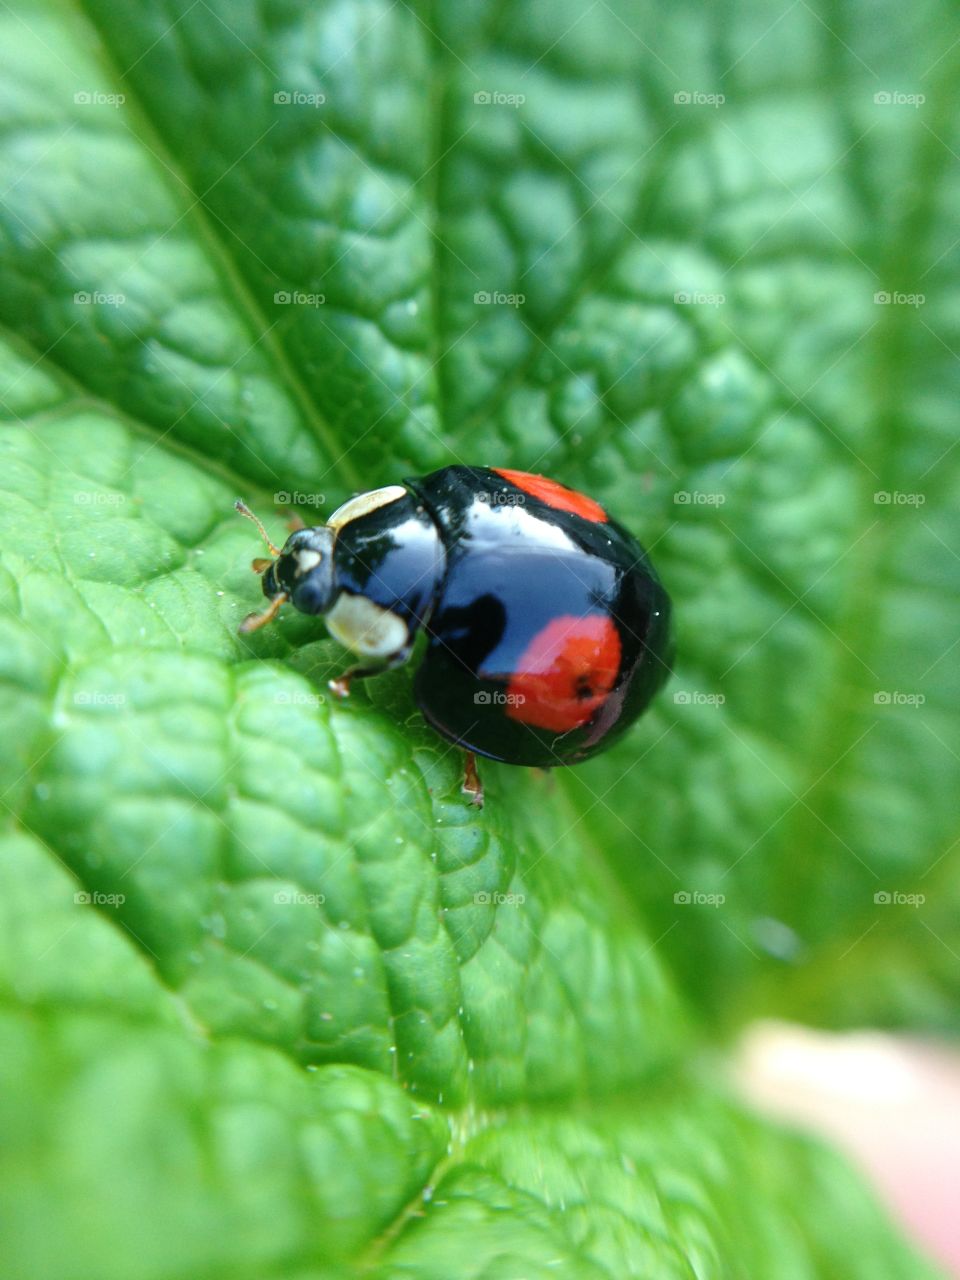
[63,0,363,494]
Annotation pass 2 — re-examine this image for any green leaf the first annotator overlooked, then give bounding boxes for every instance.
[0,0,954,1276]
[379,1098,934,1280]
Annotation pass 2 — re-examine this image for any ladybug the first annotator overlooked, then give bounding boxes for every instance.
[236,466,672,805]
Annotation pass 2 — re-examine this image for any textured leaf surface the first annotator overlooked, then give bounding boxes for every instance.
[0,0,955,1276]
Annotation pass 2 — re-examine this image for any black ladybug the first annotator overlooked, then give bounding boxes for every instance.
[236,466,672,805]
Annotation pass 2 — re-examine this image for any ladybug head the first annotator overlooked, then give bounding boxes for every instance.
[263,526,336,612]
[235,501,336,634]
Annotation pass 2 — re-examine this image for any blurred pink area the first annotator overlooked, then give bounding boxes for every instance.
[737,1022,960,1277]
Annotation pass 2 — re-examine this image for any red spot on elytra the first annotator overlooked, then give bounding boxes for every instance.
[493,469,608,523]
[506,614,621,733]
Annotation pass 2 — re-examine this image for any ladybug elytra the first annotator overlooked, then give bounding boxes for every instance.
[237,466,672,805]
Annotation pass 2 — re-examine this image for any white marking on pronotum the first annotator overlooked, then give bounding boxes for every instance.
[295,549,322,575]
[325,593,408,658]
[327,485,407,531]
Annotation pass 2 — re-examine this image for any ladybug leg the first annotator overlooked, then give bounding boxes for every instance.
[461,751,484,808]
[238,592,287,634]
[328,666,367,699]
[287,512,306,532]
[327,644,412,700]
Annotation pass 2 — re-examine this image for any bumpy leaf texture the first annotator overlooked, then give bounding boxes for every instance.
[0,0,956,1276]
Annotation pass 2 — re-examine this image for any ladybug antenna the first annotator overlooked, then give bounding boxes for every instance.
[234,499,282,557]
